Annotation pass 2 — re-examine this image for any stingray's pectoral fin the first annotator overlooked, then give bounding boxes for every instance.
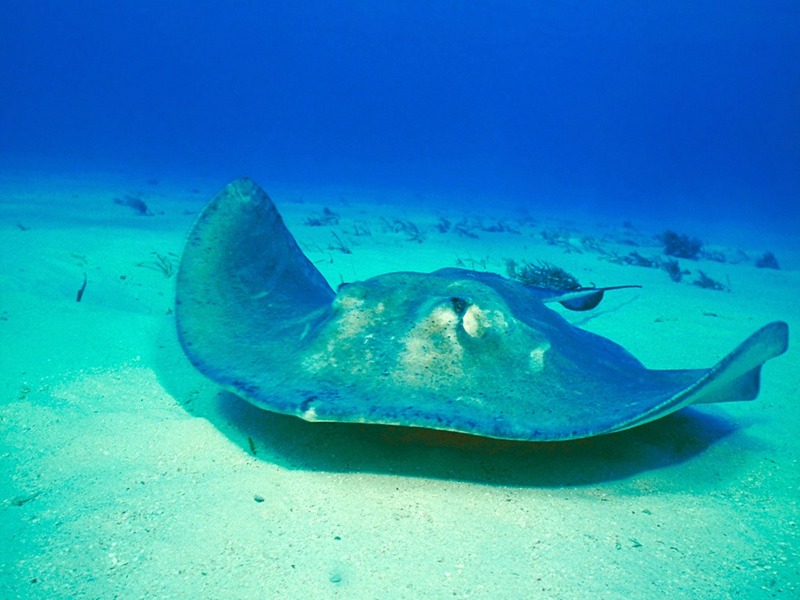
[687,320,789,405]
[616,321,789,433]
[175,178,335,384]
[690,365,762,405]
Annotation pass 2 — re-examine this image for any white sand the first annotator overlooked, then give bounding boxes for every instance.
[1,171,798,599]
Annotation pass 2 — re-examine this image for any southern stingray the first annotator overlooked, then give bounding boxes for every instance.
[175,178,788,442]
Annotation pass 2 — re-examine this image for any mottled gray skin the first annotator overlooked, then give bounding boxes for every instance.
[175,178,788,441]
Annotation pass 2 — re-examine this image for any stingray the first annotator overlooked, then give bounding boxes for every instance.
[175,178,789,442]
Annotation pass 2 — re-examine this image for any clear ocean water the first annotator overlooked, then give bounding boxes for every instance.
[2,2,798,229]
[2,3,799,598]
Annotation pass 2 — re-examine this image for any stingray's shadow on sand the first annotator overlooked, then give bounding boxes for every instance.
[189,389,737,487]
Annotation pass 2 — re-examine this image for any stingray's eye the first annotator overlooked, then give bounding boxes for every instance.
[450,297,469,316]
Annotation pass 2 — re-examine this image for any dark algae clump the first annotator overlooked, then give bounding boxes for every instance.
[660,230,703,259]
[755,251,780,270]
[113,195,153,216]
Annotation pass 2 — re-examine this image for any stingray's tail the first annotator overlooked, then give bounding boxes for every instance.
[175,178,334,377]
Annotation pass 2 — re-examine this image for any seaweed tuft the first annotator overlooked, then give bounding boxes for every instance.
[304,207,340,226]
[506,259,581,290]
[661,258,683,282]
[693,271,729,291]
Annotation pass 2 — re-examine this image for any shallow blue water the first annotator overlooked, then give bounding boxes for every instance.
[2,7,799,595]
[2,1,798,231]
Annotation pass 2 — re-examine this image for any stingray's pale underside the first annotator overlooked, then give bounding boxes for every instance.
[175,178,789,441]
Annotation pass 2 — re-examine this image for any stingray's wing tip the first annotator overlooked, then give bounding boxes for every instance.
[681,320,788,406]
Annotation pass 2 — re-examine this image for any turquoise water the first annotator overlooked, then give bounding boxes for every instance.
[2,2,798,228]
[2,3,798,598]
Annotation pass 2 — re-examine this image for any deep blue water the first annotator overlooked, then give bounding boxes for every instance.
[2,1,798,228]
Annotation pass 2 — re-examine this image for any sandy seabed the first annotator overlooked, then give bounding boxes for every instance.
[1,170,798,599]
